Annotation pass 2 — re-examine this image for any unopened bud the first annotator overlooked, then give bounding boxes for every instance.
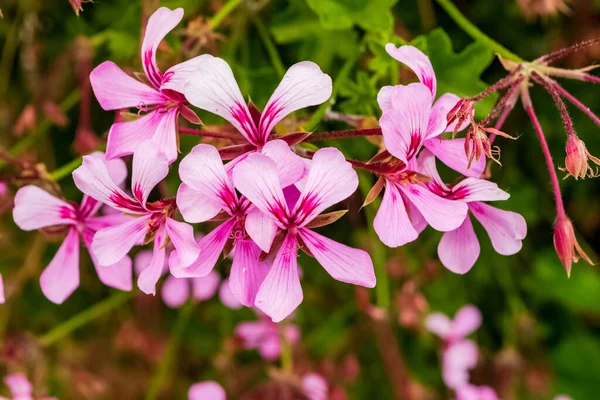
[553,215,593,277]
[561,135,600,180]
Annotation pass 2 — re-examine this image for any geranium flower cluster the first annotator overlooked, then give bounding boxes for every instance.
[9,7,528,323]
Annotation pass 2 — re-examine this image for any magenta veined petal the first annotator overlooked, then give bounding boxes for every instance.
[229,239,270,307]
[141,7,184,89]
[82,229,133,292]
[176,183,223,224]
[374,182,419,248]
[452,178,510,203]
[258,61,332,144]
[292,147,358,227]
[138,225,168,295]
[469,202,527,255]
[377,85,395,114]
[261,139,305,188]
[299,228,376,288]
[423,137,487,178]
[89,61,166,111]
[427,93,462,139]
[92,214,152,267]
[188,381,226,400]
[245,207,278,253]
[380,83,433,164]
[161,54,213,94]
[13,185,77,230]
[165,218,200,269]
[131,140,170,206]
[438,217,481,275]
[40,228,80,304]
[254,232,302,322]
[385,44,437,96]
[415,149,450,193]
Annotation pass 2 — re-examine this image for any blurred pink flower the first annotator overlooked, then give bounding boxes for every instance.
[235,312,299,360]
[456,384,498,400]
[426,305,482,344]
[302,373,328,400]
[184,57,332,150]
[0,273,4,304]
[418,150,527,274]
[12,153,133,304]
[233,147,376,322]
[90,7,205,162]
[170,140,304,309]
[188,381,225,400]
[1,373,57,400]
[73,141,199,295]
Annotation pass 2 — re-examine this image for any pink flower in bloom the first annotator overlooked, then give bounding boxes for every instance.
[0,373,57,400]
[232,147,376,322]
[12,153,132,304]
[456,384,498,400]
[235,311,300,360]
[170,140,304,308]
[73,141,199,295]
[302,373,328,400]
[418,150,527,274]
[90,7,205,163]
[188,381,226,400]
[184,56,332,152]
[426,305,482,390]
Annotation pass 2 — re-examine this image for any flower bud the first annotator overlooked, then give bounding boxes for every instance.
[553,215,593,277]
[561,135,600,179]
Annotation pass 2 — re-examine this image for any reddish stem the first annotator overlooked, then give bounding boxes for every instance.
[305,128,382,142]
[545,77,600,127]
[179,127,244,142]
[522,88,566,218]
[531,72,576,138]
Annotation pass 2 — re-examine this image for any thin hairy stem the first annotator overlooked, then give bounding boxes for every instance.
[179,127,245,141]
[536,38,600,65]
[469,68,522,103]
[531,72,576,137]
[305,128,382,142]
[543,77,600,127]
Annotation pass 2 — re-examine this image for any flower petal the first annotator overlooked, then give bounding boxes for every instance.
[424,137,486,178]
[161,54,213,94]
[380,83,433,163]
[188,382,226,400]
[165,218,200,268]
[89,151,128,186]
[245,207,278,253]
[219,279,243,309]
[427,93,461,139]
[191,271,221,301]
[451,305,482,339]
[131,140,170,206]
[176,183,223,223]
[377,85,394,113]
[179,143,236,212]
[141,7,184,89]
[469,202,526,255]
[292,147,358,226]
[40,228,80,304]
[425,313,452,338]
[261,139,305,188]
[169,218,235,278]
[385,44,436,96]
[399,183,468,232]
[452,178,510,202]
[13,186,76,230]
[90,61,165,110]
[302,373,329,400]
[438,217,480,275]
[299,228,375,287]
[92,215,151,266]
[4,373,33,397]
[415,149,450,193]
[258,62,332,143]
[232,153,289,226]
[184,55,259,145]
[254,233,302,322]
[82,229,133,291]
[374,182,419,247]
[442,340,478,389]
[138,226,168,295]
[229,239,270,307]
[161,275,190,308]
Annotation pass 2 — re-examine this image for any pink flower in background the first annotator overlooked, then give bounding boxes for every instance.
[233,147,376,322]
[90,7,206,163]
[456,384,498,400]
[12,153,132,304]
[170,140,304,308]
[188,381,226,400]
[184,56,332,150]
[0,274,4,304]
[380,44,484,178]
[235,311,300,360]
[302,373,328,400]
[418,150,527,274]
[73,141,199,295]
[0,373,57,400]
[426,305,482,345]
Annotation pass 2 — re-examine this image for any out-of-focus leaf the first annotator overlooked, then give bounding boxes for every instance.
[339,71,380,116]
[305,0,398,34]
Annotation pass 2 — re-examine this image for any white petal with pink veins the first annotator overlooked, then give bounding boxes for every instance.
[438,217,480,274]
[131,141,170,206]
[385,44,437,96]
[374,182,419,247]
[469,202,526,255]
[229,239,270,307]
[92,215,151,267]
[13,186,76,230]
[40,228,80,304]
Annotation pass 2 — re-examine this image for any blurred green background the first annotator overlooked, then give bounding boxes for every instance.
[1,0,599,399]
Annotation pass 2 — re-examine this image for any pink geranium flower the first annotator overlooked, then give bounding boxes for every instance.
[73,141,199,295]
[188,381,226,400]
[184,56,332,152]
[12,153,132,304]
[302,373,328,400]
[1,373,57,400]
[90,7,205,163]
[456,384,498,400]
[232,147,376,322]
[418,150,527,274]
[170,140,304,308]
[235,311,300,360]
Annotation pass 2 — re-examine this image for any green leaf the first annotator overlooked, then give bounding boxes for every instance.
[413,28,497,118]
[305,0,399,34]
[338,71,380,116]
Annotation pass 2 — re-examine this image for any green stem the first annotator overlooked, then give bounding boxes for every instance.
[145,303,195,400]
[280,323,293,373]
[253,17,286,79]
[358,173,389,309]
[39,291,132,347]
[210,0,244,30]
[305,53,359,132]
[434,0,523,63]
[49,157,83,181]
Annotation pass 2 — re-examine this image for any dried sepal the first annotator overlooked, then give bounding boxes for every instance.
[304,210,348,229]
[361,177,385,209]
